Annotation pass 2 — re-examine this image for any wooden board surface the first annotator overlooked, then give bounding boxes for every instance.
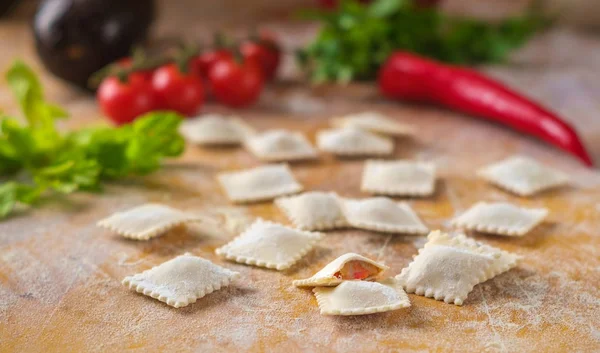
[1,8,600,353]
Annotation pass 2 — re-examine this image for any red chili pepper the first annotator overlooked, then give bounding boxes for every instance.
[379,52,593,166]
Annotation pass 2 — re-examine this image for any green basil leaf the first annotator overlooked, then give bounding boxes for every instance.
[6,61,68,127]
[0,62,187,220]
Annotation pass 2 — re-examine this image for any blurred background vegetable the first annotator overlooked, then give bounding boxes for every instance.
[0,0,21,16]
[378,52,593,166]
[0,61,185,218]
[298,0,548,83]
[90,30,276,123]
[33,0,155,89]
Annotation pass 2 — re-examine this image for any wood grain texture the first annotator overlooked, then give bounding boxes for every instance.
[1,7,600,353]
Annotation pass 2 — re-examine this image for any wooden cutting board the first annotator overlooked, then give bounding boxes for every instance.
[1,13,600,353]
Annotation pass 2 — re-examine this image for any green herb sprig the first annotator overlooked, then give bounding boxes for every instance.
[0,61,185,218]
[298,0,548,83]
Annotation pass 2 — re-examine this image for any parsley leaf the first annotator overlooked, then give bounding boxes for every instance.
[0,61,186,219]
[299,0,547,82]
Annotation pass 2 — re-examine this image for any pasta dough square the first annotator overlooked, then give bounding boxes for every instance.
[97,204,202,240]
[477,156,568,196]
[244,129,317,162]
[331,111,415,137]
[217,164,303,203]
[316,128,394,156]
[122,253,239,308]
[215,219,323,270]
[313,278,410,315]
[180,114,255,145]
[396,231,520,305]
[452,202,548,236]
[293,253,388,287]
[341,197,428,234]
[275,192,347,231]
[361,160,436,196]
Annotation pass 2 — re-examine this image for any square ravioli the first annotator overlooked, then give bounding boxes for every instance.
[341,197,428,234]
[244,129,318,162]
[477,156,568,196]
[217,164,303,203]
[122,253,239,308]
[452,202,548,236]
[396,231,520,305]
[275,192,347,231]
[97,204,202,240]
[215,219,323,270]
[331,111,415,137]
[293,252,388,287]
[361,160,436,196]
[313,278,410,315]
[180,114,255,145]
[316,128,394,156]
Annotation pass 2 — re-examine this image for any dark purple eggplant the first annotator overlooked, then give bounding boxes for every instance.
[33,0,155,90]
[0,0,21,17]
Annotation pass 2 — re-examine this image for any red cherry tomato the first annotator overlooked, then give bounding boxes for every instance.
[192,49,233,78]
[240,33,281,80]
[97,75,157,125]
[317,0,338,8]
[208,58,264,108]
[116,57,154,82]
[152,64,205,116]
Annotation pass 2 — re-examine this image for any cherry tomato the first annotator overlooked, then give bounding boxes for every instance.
[152,64,204,116]
[116,57,154,82]
[97,75,157,125]
[192,49,233,78]
[317,0,338,8]
[208,58,264,108]
[240,32,280,80]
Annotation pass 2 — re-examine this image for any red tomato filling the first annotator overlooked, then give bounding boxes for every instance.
[333,261,380,280]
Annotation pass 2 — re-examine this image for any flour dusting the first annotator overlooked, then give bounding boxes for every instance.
[2,35,600,352]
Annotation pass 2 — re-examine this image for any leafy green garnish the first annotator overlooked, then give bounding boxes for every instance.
[0,61,185,219]
[298,0,548,82]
